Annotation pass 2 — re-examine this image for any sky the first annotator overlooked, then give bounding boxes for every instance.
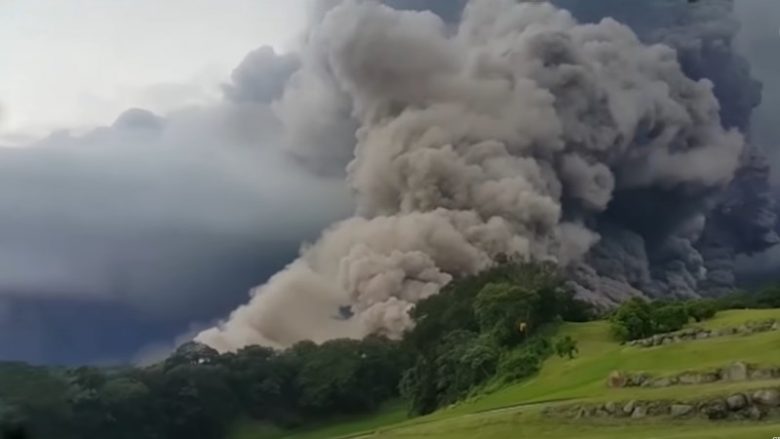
[0,0,778,365]
[0,0,304,143]
[0,0,353,365]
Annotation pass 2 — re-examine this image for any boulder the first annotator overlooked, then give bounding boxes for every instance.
[603,401,617,414]
[722,362,749,381]
[726,394,747,411]
[647,377,674,388]
[749,368,774,380]
[771,321,779,331]
[678,372,718,385]
[747,406,765,421]
[623,400,636,415]
[670,404,693,417]
[701,399,728,420]
[630,373,650,387]
[607,371,627,388]
[631,405,647,419]
[646,401,670,416]
[752,389,780,407]
[696,331,710,340]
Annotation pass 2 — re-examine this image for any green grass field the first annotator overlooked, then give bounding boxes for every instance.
[238,309,780,439]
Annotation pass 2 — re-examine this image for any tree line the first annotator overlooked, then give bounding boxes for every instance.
[0,262,591,439]
[3,263,779,438]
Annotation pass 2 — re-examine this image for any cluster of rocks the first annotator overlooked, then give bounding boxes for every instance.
[607,361,780,388]
[544,388,780,421]
[626,319,778,348]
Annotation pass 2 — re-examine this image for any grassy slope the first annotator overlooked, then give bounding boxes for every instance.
[247,309,780,439]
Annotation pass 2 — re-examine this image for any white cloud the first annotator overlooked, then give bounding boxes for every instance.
[0,0,306,140]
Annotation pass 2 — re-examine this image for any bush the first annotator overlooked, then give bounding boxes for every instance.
[686,299,718,322]
[554,336,578,359]
[652,303,690,333]
[497,349,541,383]
[757,285,780,308]
[609,298,655,342]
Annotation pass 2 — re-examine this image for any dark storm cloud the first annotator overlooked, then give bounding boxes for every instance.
[0,47,351,363]
[734,0,780,168]
[724,0,780,285]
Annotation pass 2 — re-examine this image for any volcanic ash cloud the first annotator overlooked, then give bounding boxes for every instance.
[197,0,742,352]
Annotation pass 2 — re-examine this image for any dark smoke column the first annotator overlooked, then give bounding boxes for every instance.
[553,0,778,296]
[382,0,778,299]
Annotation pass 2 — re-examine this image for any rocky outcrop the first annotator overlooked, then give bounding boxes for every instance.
[626,319,778,348]
[543,387,780,421]
[607,362,780,388]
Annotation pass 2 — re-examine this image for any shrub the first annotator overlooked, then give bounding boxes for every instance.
[609,298,655,342]
[554,336,578,359]
[686,299,718,322]
[497,349,541,383]
[652,303,690,333]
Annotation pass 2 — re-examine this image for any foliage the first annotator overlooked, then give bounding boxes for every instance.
[400,262,591,415]
[0,336,407,439]
[685,299,718,322]
[497,349,541,383]
[609,298,656,341]
[651,302,690,333]
[554,336,578,359]
[722,285,780,309]
[609,297,722,342]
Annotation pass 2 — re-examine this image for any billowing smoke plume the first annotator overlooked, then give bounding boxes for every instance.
[197,0,745,351]
[550,0,777,297]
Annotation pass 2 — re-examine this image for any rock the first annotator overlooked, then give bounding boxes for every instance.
[747,406,765,420]
[749,368,774,380]
[623,400,636,415]
[696,331,710,340]
[603,401,617,414]
[631,405,647,419]
[752,389,780,406]
[771,321,778,331]
[607,371,627,388]
[723,362,749,381]
[647,401,670,416]
[726,394,747,411]
[678,372,718,385]
[670,404,694,417]
[662,337,673,345]
[648,377,674,388]
[701,399,728,420]
[632,373,650,386]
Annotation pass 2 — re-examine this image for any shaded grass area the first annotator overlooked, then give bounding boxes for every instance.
[231,401,408,439]
[241,309,780,439]
[371,409,780,439]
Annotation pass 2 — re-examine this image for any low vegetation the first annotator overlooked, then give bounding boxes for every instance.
[1,263,779,439]
[275,308,780,439]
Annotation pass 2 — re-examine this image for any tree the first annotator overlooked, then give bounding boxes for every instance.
[474,283,540,347]
[652,303,689,333]
[497,348,541,382]
[686,299,718,322]
[609,298,656,342]
[554,336,579,359]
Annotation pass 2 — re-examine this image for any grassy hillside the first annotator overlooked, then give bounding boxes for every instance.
[258,309,780,439]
